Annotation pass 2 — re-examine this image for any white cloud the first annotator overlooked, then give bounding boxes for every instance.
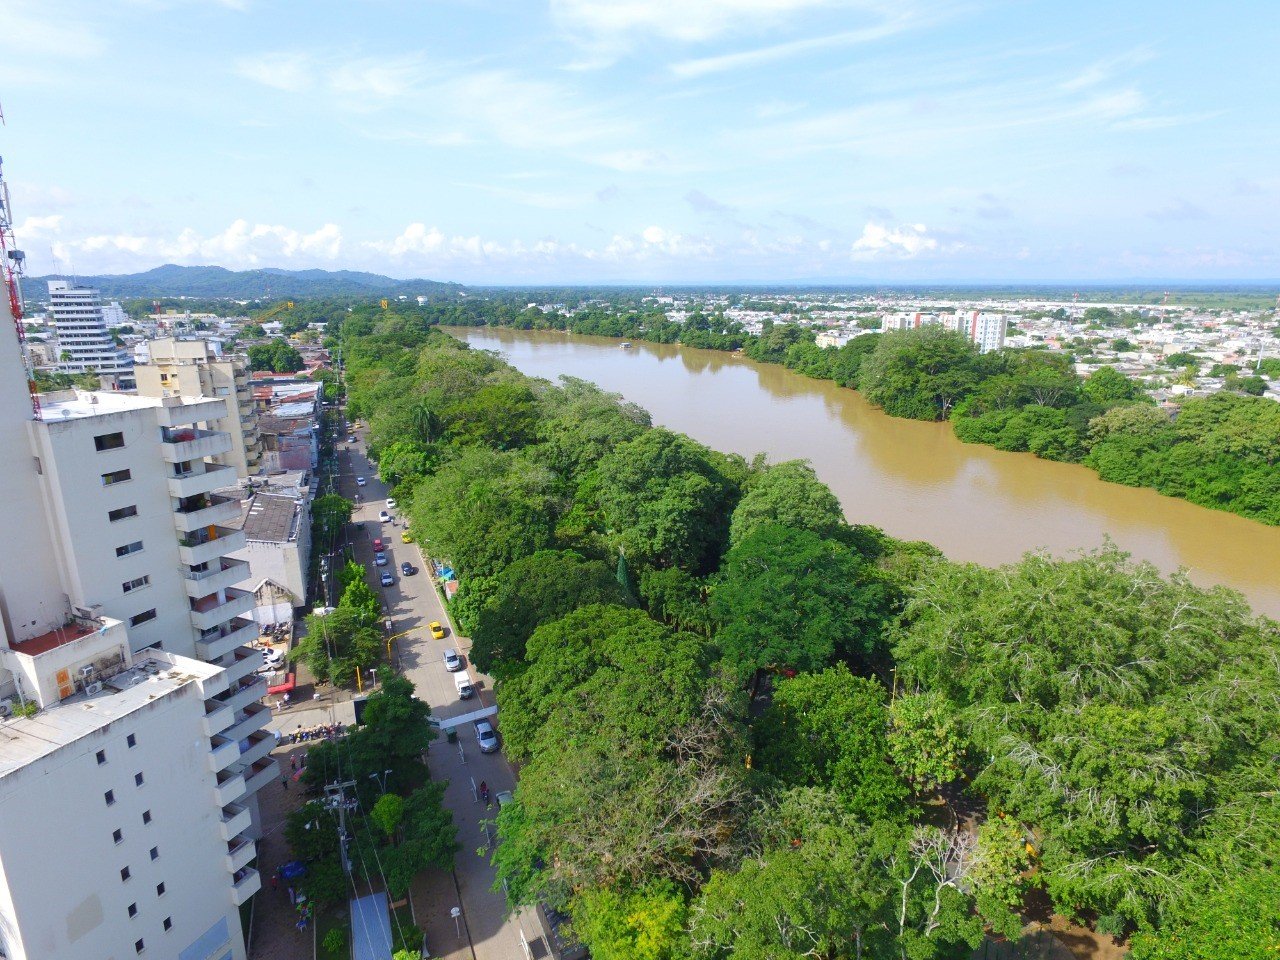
[0,1,105,59]
[552,0,860,43]
[1059,47,1154,93]
[671,11,922,78]
[15,214,64,241]
[234,53,314,92]
[330,57,425,100]
[851,222,938,259]
[32,219,343,271]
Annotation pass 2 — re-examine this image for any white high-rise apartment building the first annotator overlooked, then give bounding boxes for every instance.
[135,337,264,478]
[0,289,273,960]
[0,638,266,960]
[48,280,134,386]
[880,310,1008,353]
[946,311,1008,353]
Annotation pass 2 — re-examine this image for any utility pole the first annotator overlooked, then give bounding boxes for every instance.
[325,779,358,873]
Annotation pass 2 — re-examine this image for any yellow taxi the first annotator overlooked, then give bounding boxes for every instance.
[429,621,446,639]
[401,531,414,543]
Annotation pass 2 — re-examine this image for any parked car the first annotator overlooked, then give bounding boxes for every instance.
[374,552,388,566]
[400,561,413,576]
[386,498,397,509]
[262,648,285,670]
[372,538,384,552]
[355,476,367,487]
[380,572,394,587]
[430,621,446,640]
[401,531,414,543]
[378,510,391,523]
[347,434,356,443]
[475,720,500,754]
[443,647,462,671]
[495,789,514,809]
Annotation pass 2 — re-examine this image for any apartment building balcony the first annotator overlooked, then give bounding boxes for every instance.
[230,867,261,906]
[237,729,275,768]
[196,617,257,661]
[223,701,272,744]
[209,735,240,774]
[168,461,237,498]
[218,803,251,842]
[226,834,256,874]
[220,645,264,687]
[242,756,278,798]
[173,492,241,533]
[189,587,255,631]
[214,766,247,806]
[177,526,246,567]
[156,396,229,427]
[183,557,251,598]
[210,674,267,716]
[203,699,234,738]
[160,426,233,463]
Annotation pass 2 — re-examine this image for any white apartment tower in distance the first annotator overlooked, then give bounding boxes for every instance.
[0,286,273,960]
[880,310,1008,353]
[47,279,135,387]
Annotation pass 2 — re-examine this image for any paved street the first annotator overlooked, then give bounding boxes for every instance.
[337,421,545,960]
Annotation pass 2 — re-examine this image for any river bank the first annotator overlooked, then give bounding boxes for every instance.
[455,326,1280,618]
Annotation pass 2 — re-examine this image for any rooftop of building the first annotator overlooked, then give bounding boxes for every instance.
[9,620,99,657]
[35,388,218,422]
[237,491,301,543]
[0,651,221,777]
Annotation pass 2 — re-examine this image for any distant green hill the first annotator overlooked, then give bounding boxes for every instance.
[27,264,462,300]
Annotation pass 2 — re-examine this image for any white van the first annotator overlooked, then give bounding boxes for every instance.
[454,671,475,700]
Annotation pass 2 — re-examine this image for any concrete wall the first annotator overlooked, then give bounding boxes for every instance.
[0,684,246,960]
[29,409,199,658]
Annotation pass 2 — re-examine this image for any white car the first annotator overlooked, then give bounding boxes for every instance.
[443,648,463,672]
[355,477,367,487]
[495,789,514,808]
[386,498,397,509]
[378,510,391,523]
[475,720,500,754]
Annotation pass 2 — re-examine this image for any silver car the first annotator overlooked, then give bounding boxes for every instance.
[475,720,500,754]
[443,648,463,672]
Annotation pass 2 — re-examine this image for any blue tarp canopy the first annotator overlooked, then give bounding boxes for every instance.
[350,892,393,960]
[278,861,307,880]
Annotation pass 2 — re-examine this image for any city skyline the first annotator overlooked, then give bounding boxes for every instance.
[4,0,1278,283]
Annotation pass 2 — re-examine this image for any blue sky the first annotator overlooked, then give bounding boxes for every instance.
[3,0,1278,283]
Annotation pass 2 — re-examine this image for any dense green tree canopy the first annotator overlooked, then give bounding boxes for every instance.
[728,460,847,546]
[408,447,560,578]
[711,524,888,676]
[858,327,982,420]
[469,550,632,678]
[594,429,744,571]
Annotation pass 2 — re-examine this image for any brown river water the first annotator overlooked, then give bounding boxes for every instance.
[457,328,1280,618]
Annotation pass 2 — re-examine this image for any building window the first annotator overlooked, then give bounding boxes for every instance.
[149,846,159,861]
[105,790,115,806]
[135,938,144,954]
[129,610,157,628]
[155,882,165,897]
[96,750,107,765]
[122,575,151,594]
[108,505,139,522]
[116,541,144,558]
[142,810,152,824]
[127,733,137,748]
[121,866,131,882]
[127,902,137,918]
[94,432,126,451]
[134,772,145,787]
[162,917,172,932]
[101,469,132,486]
